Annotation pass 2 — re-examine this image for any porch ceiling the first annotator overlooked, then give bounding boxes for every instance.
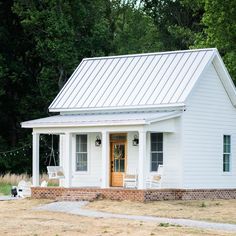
[21,111,182,128]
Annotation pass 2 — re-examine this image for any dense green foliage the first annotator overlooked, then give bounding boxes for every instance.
[0,183,11,195]
[0,0,235,174]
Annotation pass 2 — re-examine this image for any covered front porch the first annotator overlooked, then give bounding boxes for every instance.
[22,111,182,190]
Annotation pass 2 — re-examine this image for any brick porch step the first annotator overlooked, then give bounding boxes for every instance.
[56,191,101,202]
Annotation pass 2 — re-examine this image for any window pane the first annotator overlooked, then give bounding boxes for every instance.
[151,133,163,171]
[120,159,125,172]
[151,153,158,162]
[223,162,230,172]
[80,143,87,152]
[151,162,158,172]
[157,142,163,151]
[76,135,88,171]
[110,135,127,141]
[158,153,163,165]
[223,154,230,172]
[76,135,87,152]
[223,135,231,172]
[151,142,158,151]
[151,133,158,142]
[76,153,87,171]
[114,159,119,172]
[224,144,230,153]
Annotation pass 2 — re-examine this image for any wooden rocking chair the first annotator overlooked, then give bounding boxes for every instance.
[146,165,164,188]
[123,168,138,189]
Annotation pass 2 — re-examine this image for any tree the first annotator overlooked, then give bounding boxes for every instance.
[112,0,163,54]
[143,0,204,50]
[194,0,236,82]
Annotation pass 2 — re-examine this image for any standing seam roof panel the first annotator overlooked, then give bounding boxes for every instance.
[171,51,207,103]
[49,49,216,111]
[161,52,192,104]
[74,59,114,108]
[115,56,155,107]
[150,53,184,104]
[135,54,168,105]
[123,55,161,106]
[103,57,139,107]
[142,53,176,105]
[177,50,214,102]
[84,59,118,108]
[59,60,98,108]
[66,59,106,108]
[89,57,127,108]
[93,57,129,108]
[168,51,201,103]
[109,56,147,106]
[50,60,88,108]
[154,54,188,103]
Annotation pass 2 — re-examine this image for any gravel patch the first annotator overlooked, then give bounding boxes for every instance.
[36,201,236,232]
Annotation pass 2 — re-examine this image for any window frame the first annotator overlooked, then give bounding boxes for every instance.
[150,133,163,172]
[75,134,89,173]
[223,134,231,173]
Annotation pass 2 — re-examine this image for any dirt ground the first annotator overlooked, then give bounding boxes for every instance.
[85,199,236,224]
[0,199,235,236]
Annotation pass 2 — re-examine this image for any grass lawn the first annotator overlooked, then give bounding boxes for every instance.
[85,199,236,225]
[0,183,11,195]
[0,199,234,236]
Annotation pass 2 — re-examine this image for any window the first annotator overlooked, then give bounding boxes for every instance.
[150,133,163,171]
[223,135,231,172]
[76,135,88,171]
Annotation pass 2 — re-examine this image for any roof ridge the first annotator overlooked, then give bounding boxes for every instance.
[83,48,217,61]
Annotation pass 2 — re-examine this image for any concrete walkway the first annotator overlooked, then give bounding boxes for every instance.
[36,201,236,232]
[0,196,21,201]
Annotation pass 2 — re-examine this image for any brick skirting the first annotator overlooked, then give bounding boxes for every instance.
[31,187,236,202]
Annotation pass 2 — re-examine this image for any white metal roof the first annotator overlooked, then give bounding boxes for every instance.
[49,48,217,112]
[21,111,181,128]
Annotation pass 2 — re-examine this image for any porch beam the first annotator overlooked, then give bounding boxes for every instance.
[101,131,109,188]
[138,131,146,189]
[32,132,40,186]
[64,132,72,187]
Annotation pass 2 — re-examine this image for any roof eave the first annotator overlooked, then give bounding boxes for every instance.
[21,120,146,129]
[147,111,182,124]
[49,103,186,114]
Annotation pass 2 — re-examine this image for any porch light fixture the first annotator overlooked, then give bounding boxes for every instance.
[132,135,139,146]
[95,136,101,146]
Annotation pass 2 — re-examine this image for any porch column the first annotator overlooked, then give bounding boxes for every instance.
[138,131,146,189]
[64,132,72,188]
[32,132,40,186]
[101,131,109,188]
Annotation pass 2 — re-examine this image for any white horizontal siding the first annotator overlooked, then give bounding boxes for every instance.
[183,63,236,188]
[162,118,183,188]
[71,133,102,187]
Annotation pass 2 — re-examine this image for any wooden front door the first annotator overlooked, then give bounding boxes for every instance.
[110,134,127,187]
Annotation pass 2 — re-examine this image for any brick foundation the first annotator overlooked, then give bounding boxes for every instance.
[31,187,236,202]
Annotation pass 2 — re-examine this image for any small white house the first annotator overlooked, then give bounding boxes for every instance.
[22,48,236,190]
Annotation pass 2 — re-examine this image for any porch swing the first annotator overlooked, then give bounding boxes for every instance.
[46,135,65,179]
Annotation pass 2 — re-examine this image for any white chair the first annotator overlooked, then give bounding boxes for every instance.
[40,180,48,187]
[47,166,65,179]
[123,168,138,189]
[146,165,164,189]
[17,180,32,198]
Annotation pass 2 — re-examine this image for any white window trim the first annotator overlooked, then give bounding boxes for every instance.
[222,134,231,175]
[150,132,163,172]
[73,133,90,175]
